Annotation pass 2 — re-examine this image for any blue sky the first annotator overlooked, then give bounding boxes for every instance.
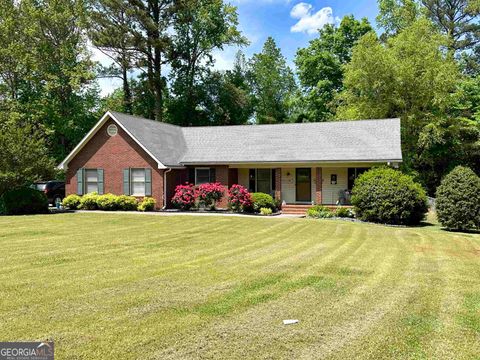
[94,0,380,95]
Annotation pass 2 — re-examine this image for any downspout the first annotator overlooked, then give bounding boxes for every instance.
[163,168,172,210]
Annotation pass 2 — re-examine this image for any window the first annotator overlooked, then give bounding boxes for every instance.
[248,169,273,195]
[85,169,99,193]
[195,168,211,185]
[131,168,146,196]
[256,169,271,194]
[107,124,118,136]
[348,168,369,190]
[123,168,151,196]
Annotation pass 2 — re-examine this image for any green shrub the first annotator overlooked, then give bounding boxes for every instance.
[259,207,272,215]
[351,167,428,225]
[138,197,156,212]
[96,194,120,211]
[117,195,138,211]
[62,194,81,210]
[0,187,49,215]
[251,192,276,213]
[334,207,354,218]
[436,166,480,231]
[306,205,333,218]
[78,192,100,210]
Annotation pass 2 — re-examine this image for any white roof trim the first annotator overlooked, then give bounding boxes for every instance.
[57,111,166,170]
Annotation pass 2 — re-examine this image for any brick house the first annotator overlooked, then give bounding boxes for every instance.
[58,111,402,212]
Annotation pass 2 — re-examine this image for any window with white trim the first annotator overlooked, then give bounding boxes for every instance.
[131,168,146,196]
[195,168,211,185]
[85,169,99,193]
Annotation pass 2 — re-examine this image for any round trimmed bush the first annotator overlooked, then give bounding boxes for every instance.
[116,195,138,211]
[138,197,156,212]
[0,187,49,215]
[78,192,100,210]
[97,194,121,211]
[62,194,81,210]
[196,182,225,210]
[227,184,252,212]
[351,167,428,225]
[251,192,276,213]
[435,166,480,231]
[172,183,196,210]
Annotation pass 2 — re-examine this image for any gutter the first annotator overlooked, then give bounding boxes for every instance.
[162,168,172,209]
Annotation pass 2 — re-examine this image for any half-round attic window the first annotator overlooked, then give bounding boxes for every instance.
[107,124,118,137]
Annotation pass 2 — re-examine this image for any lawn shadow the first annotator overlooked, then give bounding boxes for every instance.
[441,228,480,235]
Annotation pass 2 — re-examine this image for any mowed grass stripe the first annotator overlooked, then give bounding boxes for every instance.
[0,213,479,359]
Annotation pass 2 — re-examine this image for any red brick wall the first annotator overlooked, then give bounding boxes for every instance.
[65,119,165,209]
[213,166,229,208]
[274,168,282,200]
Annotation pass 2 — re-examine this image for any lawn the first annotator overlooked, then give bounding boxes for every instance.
[1,213,480,359]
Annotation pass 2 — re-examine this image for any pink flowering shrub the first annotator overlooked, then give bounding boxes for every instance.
[227,184,253,212]
[196,182,225,210]
[171,183,196,210]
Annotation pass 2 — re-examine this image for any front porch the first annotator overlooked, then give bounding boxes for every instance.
[235,166,371,206]
[164,164,380,209]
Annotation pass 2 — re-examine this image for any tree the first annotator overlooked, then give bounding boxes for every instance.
[249,37,297,124]
[125,0,177,121]
[0,0,100,162]
[295,15,373,121]
[337,20,461,192]
[421,0,480,52]
[377,0,421,37]
[0,115,55,196]
[168,0,247,126]
[89,0,135,113]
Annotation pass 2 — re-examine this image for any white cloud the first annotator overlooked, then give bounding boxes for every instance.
[290,3,335,35]
[290,2,312,18]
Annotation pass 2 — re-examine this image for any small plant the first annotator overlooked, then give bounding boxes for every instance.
[79,192,100,210]
[196,182,225,210]
[436,166,480,231]
[138,197,156,212]
[351,167,428,225]
[117,195,138,211]
[251,192,276,213]
[260,207,273,215]
[97,194,120,211]
[171,183,196,210]
[62,194,81,210]
[334,207,354,218]
[227,184,252,212]
[306,205,333,218]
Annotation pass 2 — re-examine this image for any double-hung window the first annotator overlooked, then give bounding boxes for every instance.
[123,168,152,196]
[85,169,99,193]
[131,169,147,196]
[77,168,104,195]
[195,168,211,185]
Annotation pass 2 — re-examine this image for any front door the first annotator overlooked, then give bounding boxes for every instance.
[296,168,311,202]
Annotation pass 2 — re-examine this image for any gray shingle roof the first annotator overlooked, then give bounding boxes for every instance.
[110,112,402,166]
[111,111,187,167]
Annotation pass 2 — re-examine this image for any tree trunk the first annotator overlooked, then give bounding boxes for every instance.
[122,57,132,114]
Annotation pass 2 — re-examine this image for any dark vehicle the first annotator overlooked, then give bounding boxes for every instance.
[32,181,65,206]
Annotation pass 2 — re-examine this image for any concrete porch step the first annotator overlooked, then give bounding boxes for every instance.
[281,204,314,215]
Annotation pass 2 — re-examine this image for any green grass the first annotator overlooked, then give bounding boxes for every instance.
[1,213,480,359]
